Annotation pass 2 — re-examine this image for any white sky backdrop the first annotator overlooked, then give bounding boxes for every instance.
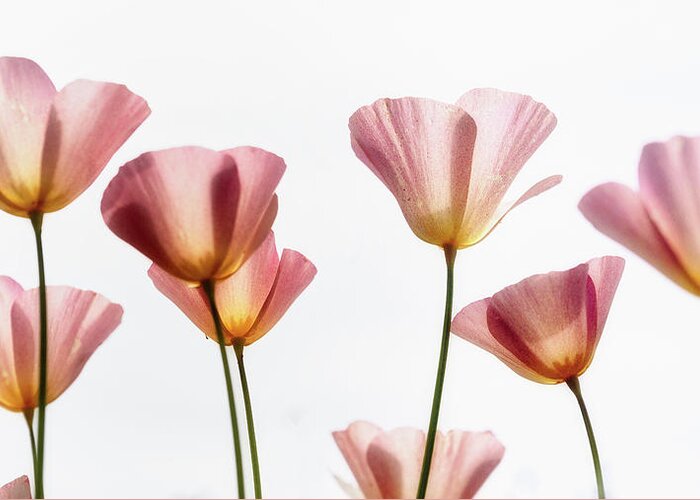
[0,0,699,497]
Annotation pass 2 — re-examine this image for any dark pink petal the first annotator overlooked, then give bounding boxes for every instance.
[580,182,699,293]
[638,136,700,288]
[38,80,150,213]
[0,475,31,499]
[350,97,476,247]
[0,57,55,216]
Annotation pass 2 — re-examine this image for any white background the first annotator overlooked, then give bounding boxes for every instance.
[0,1,699,498]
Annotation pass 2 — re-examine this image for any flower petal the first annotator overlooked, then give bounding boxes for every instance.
[38,80,150,213]
[244,247,317,345]
[350,97,476,247]
[451,298,555,384]
[0,277,27,412]
[8,286,122,407]
[366,428,424,499]
[638,136,700,287]
[148,264,216,341]
[333,421,383,499]
[0,475,31,499]
[428,431,505,499]
[455,88,557,240]
[579,182,699,293]
[0,57,55,216]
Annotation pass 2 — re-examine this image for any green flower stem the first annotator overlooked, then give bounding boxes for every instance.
[202,280,245,499]
[416,245,457,499]
[233,343,262,499]
[29,212,46,499]
[566,376,605,499]
[23,409,37,476]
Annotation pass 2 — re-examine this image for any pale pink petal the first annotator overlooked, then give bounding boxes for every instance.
[103,146,282,282]
[219,147,285,272]
[455,88,557,239]
[244,247,317,345]
[350,97,476,247]
[0,277,27,412]
[0,57,55,216]
[214,232,279,338]
[9,287,122,407]
[451,298,555,384]
[579,182,699,293]
[638,136,700,287]
[428,431,505,499]
[148,264,217,341]
[0,475,31,499]
[366,428,424,499]
[459,174,562,246]
[333,421,383,499]
[38,80,149,213]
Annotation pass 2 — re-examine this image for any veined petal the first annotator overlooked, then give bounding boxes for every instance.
[8,286,122,408]
[0,57,55,216]
[0,476,31,499]
[458,174,562,247]
[428,431,505,499]
[455,88,557,241]
[639,136,700,287]
[0,277,27,412]
[350,97,476,247]
[366,428,424,499]
[333,421,383,499]
[451,298,555,384]
[38,80,150,213]
[579,182,699,293]
[244,247,317,345]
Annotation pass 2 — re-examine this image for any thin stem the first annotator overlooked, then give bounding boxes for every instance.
[416,246,457,499]
[566,376,605,499]
[29,212,46,500]
[23,409,37,476]
[234,343,262,499]
[202,280,245,499]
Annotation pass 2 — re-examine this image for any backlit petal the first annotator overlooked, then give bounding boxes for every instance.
[333,421,383,499]
[0,475,31,499]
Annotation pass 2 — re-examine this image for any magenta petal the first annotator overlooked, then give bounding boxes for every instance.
[580,181,698,293]
[350,97,476,247]
[638,136,700,287]
[0,475,31,499]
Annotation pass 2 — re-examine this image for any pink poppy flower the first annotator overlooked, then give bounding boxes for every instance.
[101,145,285,283]
[333,421,504,499]
[148,232,316,346]
[0,56,149,217]
[349,88,560,249]
[0,277,122,411]
[451,256,624,384]
[580,136,700,294]
[0,476,31,499]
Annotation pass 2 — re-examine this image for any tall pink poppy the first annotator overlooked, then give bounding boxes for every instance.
[580,136,700,295]
[349,88,560,497]
[452,256,625,498]
[0,476,31,499]
[148,231,314,498]
[0,57,150,217]
[102,145,284,283]
[333,421,504,499]
[0,277,122,412]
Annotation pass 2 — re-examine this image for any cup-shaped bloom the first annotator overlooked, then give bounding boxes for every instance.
[102,146,285,283]
[349,88,561,249]
[0,476,30,499]
[0,277,122,411]
[333,421,504,499]
[580,136,700,295]
[452,256,624,384]
[0,57,149,217]
[148,232,316,346]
